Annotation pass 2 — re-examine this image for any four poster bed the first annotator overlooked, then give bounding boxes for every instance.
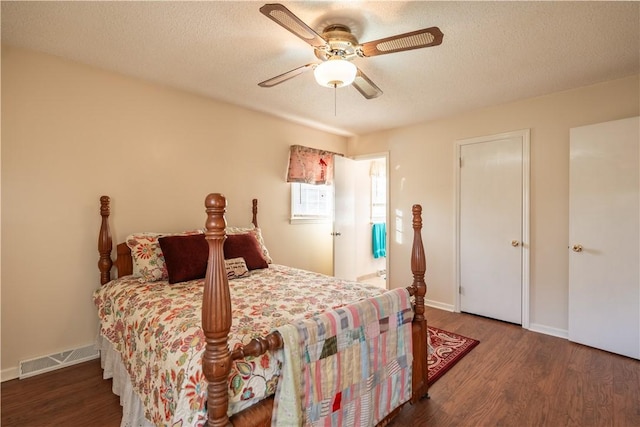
[95,193,429,426]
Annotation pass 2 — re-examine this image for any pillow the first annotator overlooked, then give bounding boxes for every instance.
[126,230,202,282]
[126,232,167,281]
[158,234,208,284]
[224,233,269,270]
[159,235,250,284]
[226,225,273,264]
[225,257,249,280]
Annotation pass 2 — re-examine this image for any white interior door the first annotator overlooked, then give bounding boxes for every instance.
[457,131,529,325]
[333,155,356,280]
[568,116,640,359]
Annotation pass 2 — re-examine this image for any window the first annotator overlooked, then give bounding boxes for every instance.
[290,182,333,223]
[371,175,386,222]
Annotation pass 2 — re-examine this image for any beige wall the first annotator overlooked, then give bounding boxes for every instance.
[348,74,640,334]
[2,44,638,379]
[1,46,347,377]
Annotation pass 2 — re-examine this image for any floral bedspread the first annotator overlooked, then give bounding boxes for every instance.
[93,264,386,426]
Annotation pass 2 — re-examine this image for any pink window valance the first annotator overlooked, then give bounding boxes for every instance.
[286,145,342,185]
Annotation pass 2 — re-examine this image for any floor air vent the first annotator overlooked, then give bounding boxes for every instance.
[19,345,99,379]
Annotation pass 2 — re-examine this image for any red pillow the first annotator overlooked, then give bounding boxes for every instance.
[224,233,269,270]
[159,233,208,284]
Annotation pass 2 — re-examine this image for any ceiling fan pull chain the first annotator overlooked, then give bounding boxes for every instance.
[334,84,337,116]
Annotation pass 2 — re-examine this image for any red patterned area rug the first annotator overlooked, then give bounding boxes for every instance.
[428,326,479,385]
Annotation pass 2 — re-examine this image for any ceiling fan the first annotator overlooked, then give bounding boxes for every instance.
[257,3,444,99]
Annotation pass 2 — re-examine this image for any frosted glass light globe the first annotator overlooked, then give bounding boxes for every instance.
[314,59,357,88]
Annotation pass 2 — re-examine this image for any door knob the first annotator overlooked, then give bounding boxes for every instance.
[331,232,342,237]
[572,244,583,252]
[511,240,520,247]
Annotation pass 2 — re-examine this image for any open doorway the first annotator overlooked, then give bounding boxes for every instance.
[353,154,388,289]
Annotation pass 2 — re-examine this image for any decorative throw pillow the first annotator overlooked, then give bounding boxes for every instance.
[224,233,269,270]
[158,234,208,284]
[226,225,273,264]
[225,257,249,280]
[126,230,202,282]
[126,232,167,282]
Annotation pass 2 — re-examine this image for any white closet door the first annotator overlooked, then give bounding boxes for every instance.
[569,116,640,359]
[458,134,526,324]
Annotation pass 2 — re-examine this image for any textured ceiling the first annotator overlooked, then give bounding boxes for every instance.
[2,1,639,136]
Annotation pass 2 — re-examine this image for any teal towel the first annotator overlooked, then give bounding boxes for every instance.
[372,223,386,259]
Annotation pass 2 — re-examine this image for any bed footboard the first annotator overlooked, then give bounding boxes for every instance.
[200,194,428,425]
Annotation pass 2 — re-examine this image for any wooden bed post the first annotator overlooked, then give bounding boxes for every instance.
[202,193,233,427]
[410,203,429,402]
[251,198,258,227]
[98,196,113,285]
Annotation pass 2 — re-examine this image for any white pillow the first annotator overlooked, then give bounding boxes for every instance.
[225,257,250,280]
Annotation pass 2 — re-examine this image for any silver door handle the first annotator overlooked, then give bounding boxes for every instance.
[331,232,342,236]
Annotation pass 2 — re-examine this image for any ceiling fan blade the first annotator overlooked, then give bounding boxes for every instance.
[352,69,383,99]
[258,63,316,87]
[260,3,328,49]
[359,27,443,57]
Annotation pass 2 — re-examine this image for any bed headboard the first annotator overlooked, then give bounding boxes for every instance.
[98,196,259,285]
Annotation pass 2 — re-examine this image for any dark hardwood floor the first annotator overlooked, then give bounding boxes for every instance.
[1,354,121,427]
[390,308,640,427]
[2,307,638,426]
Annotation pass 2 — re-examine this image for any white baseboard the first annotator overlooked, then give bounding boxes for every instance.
[357,272,378,281]
[1,367,19,382]
[528,323,569,339]
[422,303,570,341]
[425,299,455,312]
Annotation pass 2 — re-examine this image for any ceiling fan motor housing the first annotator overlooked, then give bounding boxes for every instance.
[314,25,360,61]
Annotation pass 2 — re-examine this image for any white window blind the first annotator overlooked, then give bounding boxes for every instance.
[370,159,386,223]
[290,182,333,222]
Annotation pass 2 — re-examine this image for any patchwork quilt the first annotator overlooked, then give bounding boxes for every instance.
[273,288,414,426]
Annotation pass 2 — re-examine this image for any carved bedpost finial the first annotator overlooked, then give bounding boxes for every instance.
[100,196,110,216]
[412,204,422,229]
[98,196,113,285]
[202,193,233,427]
[252,198,258,228]
[204,193,227,238]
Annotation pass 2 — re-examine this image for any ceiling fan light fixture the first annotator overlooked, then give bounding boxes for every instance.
[314,58,357,88]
